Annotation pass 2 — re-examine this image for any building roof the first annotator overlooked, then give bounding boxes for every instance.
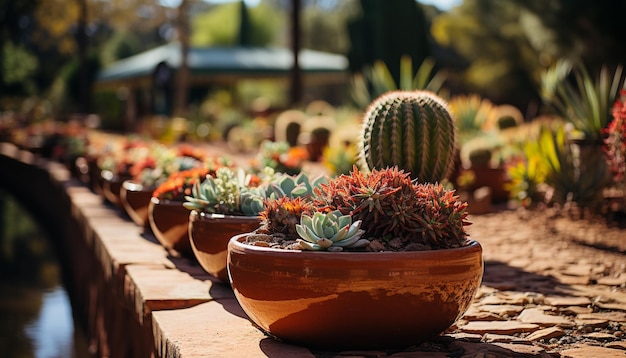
[96,42,349,86]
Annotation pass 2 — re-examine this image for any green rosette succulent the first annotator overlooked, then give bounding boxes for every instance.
[267,172,327,199]
[183,167,251,215]
[295,210,369,252]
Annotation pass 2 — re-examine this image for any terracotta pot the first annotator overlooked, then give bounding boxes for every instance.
[188,211,260,283]
[468,166,510,203]
[100,170,125,208]
[120,180,154,228]
[228,234,483,350]
[148,197,193,256]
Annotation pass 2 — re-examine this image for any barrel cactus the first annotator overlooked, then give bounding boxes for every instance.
[358,90,457,183]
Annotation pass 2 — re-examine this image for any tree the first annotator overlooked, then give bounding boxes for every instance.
[510,0,626,73]
[0,0,39,97]
[347,0,431,85]
[191,2,278,47]
[431,0,543,109]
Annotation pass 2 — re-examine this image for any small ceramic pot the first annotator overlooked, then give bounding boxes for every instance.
[120,180,154,228]
[188,211,260,283]
[228,234,483,350]
[148,197,193,256]
[100,170,125,208]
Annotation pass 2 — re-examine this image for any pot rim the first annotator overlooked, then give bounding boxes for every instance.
[190,210,261,221]
[229,232,482,258]
[122,179,155,192]
[150,197,187,206]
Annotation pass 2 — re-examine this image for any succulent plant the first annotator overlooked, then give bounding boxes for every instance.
[183,167,264,215]
[313,166,470,250]
[295,210,368,252]
[254,140,308,175]
[266,172,327,199]
[183,168,246,214]
[605,90,626,188]
[183,166,325,217]
[257,196,316,239]
[359,90,457,183]
[152,167,211,202]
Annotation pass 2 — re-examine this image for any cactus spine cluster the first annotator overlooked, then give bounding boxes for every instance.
[359,90,457,183]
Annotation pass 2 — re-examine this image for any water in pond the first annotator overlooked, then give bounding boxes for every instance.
[0,190,92,358]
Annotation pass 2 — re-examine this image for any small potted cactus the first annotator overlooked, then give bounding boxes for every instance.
[227,90,484,350]
[184,167,326,283]
[120,144,212,228]
[148,167,217,256]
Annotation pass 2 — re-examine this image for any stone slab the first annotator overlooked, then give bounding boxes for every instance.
[124,264,232,324]
[151,300,315,358]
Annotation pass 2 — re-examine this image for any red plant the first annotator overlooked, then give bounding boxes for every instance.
[152,168,209,201]
[176,144,208,162]
[313,166,470,250]
[258,196,316,238]
[604,90,626,185]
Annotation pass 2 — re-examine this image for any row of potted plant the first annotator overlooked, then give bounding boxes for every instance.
[52,90,483,351]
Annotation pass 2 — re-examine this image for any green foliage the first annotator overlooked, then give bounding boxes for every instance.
[92,90,124,131]
[99,30,143,66]
[506,125,554,207]
[266,172,327,200]
[431,0,544,107]
[184,167,326,216]
[300,1,358,54]
[359,90,456,183]
[448,94,497,146]
[508,124,610,210]
[347,0,431,86]
[191,2,278,47]
[541,60,625,141]
[1,42,38,95]
[543,126,609,209]
[349,56,446,109]
[295,210,368,252]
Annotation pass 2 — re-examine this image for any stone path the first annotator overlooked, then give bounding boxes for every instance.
[372,209,626,358]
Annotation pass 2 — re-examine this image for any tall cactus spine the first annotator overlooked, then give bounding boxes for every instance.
[359,90,457,183]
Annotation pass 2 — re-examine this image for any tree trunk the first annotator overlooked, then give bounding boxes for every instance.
[174,0,190,117]
[76,0,89,114]
[289,0,302,106]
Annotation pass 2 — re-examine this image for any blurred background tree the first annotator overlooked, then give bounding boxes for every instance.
[347,0,431,86]
[431,0,626,114]
[3,0,626,123]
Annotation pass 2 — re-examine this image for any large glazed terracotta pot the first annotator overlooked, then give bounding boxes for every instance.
[188,211,260,283]
[227,234,483,350]
[120,180,154,228]
[148,197,193,256]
